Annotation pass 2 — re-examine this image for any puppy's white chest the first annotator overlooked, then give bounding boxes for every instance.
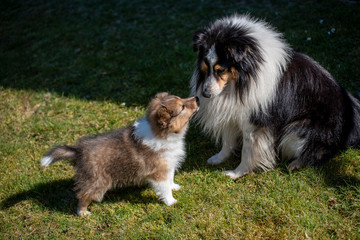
[162,141,185,162]
[133,119,186,164]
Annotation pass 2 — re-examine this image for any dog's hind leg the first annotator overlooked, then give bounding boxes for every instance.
[224,127,276,179]
[207,125,240,165]
[284,122,340,171]
[77,196,92,216]
[75,177,111,216]
[288,140,336,171]
[76,186,109,216]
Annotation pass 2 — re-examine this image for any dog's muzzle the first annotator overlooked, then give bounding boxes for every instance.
[202,89,211,98]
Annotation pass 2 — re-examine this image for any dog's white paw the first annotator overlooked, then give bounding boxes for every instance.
[172,183,181,191]
[207,153,226,165]
[77,209,91,217]
[223,170,243,180]
[163,197,177,206]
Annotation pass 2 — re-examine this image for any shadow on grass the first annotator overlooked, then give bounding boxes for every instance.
[1,179,157,215]
[276,154,360,190]
[320,157,360,189]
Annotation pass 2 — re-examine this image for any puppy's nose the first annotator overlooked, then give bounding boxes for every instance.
[195,96,200,106]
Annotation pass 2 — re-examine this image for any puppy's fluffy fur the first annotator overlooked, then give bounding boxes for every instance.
[41,93,199,216]
[191,14,360,179]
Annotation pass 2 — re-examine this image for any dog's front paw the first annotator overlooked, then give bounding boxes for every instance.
[163,197,177,206]
[172,183,181,191]
[223,170,244,180]
[207,153,225,165]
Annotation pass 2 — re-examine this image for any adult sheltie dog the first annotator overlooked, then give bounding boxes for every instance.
[190,14,360,179]
[41,93,199,216]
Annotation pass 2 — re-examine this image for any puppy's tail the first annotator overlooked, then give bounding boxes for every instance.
[41,145,77,167]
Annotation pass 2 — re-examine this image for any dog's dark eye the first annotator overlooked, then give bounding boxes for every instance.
[216,69,225,75]
[182,105,185,110]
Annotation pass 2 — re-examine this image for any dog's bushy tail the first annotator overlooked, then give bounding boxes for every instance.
[41,145,77,167]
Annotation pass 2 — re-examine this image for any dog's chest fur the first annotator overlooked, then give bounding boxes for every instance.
[133,118,186,172]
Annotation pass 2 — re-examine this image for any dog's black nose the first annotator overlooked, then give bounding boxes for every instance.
[195,96,200,106]
[202,91,211,98]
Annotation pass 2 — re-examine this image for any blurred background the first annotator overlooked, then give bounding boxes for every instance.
[1,0,359,105]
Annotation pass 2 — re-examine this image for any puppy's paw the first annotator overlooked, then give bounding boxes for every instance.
[172,183,181,191]
[163,197,177,206]
[207,153,225,165]
[77,209,91,217]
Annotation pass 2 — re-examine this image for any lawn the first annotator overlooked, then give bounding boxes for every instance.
[1,0,359,239]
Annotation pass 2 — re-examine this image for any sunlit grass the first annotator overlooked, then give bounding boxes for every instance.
[1,0,359,239]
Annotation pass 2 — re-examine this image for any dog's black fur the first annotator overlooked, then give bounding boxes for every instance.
[251,51,360,166]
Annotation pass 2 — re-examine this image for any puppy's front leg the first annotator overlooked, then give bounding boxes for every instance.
[148,179,177,206]
[224,127,276,179]
[168,167,181,191]
[207,127,239,165]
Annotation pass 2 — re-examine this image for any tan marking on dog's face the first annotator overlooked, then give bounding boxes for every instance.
[147,93,199,138]
[213,64,224,73]
[211,64,238,92]
[201,61,208,73]
[214,64,227,90]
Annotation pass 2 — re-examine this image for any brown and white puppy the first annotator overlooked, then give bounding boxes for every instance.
[41,93,199,216]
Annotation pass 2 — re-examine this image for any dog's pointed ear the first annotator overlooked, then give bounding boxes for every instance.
[157,106,171,129]
[193,29,207,52]
[226,45,249,63]
[155,92,169,99]
[227,44,262,73]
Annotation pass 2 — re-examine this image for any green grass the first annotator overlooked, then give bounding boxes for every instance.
[1,0,360,239]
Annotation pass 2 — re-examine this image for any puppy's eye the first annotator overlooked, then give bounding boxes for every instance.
[182,105,185,110]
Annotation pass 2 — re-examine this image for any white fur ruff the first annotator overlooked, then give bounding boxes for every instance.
[191,15,291,176]
[133,118,186,172]
[191,15,290,143]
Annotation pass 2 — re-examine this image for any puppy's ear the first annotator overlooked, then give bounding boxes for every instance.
[193,29,207,52]
[157,107,171,129]
[155,92,169,99]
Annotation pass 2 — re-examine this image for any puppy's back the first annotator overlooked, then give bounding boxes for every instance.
[74,126,160,188]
